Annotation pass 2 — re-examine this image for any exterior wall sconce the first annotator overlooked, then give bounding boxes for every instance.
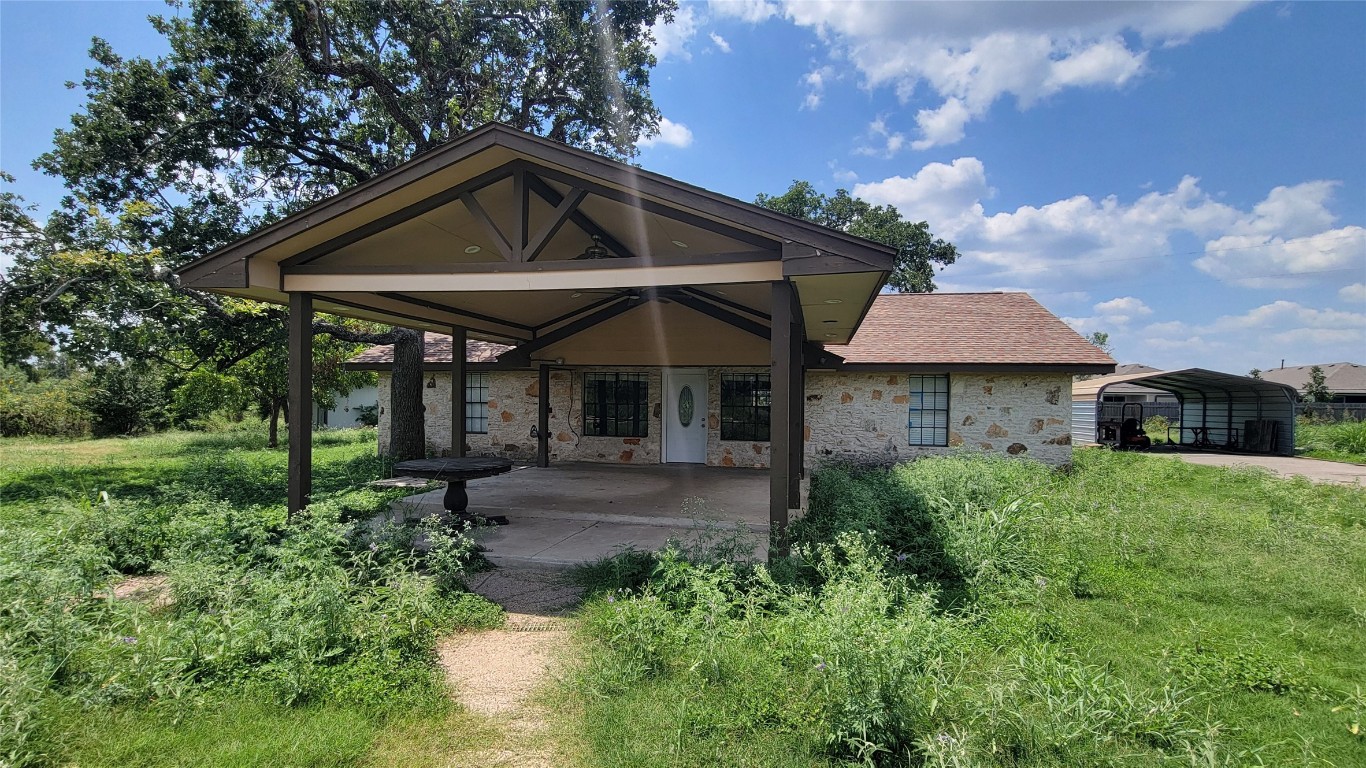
[426,375,437,389]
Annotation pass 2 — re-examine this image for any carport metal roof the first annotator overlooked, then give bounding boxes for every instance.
[1072,368,1298,402]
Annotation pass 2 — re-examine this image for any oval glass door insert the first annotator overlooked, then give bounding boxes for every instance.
[678,385,695,428]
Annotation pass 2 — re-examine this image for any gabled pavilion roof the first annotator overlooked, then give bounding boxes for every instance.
[176,123,895,346]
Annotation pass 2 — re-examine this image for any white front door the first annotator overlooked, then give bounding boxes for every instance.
[663,369,707,463]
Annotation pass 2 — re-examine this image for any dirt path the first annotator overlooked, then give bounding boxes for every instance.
[437,568,584,767]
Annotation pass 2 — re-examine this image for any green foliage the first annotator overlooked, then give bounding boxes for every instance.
[1297,416,1366,462]
[0,425,500,766]
[1144,414,1171,443]
[1301,365,1335,403]
[352,403,379,427]
[755,180,958,292]
[82,360,170,436]
[573,451,1366,766]
[0,365,92,437]
[171,368,249,426]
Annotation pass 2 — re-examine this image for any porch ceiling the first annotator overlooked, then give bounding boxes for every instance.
[176,124,893,345]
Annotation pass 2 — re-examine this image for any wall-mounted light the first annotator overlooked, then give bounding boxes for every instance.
[426,376,437,389]
[464,245,482,254]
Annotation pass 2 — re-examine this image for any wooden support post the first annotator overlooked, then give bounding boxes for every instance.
[537,364,550,468]
[769,280,797,551]
[287,292,313,514]
[788,302,804,510]
[451,326,466,458]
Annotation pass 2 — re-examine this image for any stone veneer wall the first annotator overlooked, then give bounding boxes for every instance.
[377,369,1073,467]
[804,371,1074,467]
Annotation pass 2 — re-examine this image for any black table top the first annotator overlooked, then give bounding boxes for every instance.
[393,457,515,481]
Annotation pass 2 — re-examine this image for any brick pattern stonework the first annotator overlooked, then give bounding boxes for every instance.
[804,371,1074,467]
[378,369,1074,467]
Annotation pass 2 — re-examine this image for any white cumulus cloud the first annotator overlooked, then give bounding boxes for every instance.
[710,0,779,24]
[857,165,1362,294]
[651,5,699,61]
[1340,283,1366,303]
[709,32,732,53]
[638,117,694,149]
[768,1,1253,147]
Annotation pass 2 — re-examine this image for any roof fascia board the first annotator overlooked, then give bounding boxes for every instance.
[281,259,783,293]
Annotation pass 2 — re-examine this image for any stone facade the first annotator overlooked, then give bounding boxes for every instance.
[804,371,1074,466]
[377,369,1074,467]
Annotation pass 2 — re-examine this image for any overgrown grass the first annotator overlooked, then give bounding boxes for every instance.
[0,424,504,767]
[570,450,1366,766]
[1297,417,1366,464]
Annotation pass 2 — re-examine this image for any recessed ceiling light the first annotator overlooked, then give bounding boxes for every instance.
[822,319,838,324]
[714,290,727,296]
[824,333,837,338]
[464,245,481,254]
[671,240,688,248]
[571,292,583,298]
[823,299,842,305]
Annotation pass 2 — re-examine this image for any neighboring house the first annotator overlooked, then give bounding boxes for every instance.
[346,292,1111,468]
[1260,362,1366,404]
[1090,363,1181,421]
[315,385,379,428]
[1096,364,1181,405]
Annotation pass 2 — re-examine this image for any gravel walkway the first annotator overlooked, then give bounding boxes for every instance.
[437,567,585,767]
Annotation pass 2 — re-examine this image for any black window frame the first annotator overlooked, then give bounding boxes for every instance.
[907,374,950,447]
[720,372,771,441]
[465,372,489,434]
[583,372,649,438]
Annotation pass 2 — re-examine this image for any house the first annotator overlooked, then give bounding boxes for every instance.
[315,384,379,428]
[346,292,1112,468]
[172,122,1113,531]
[1260,362,1366,404]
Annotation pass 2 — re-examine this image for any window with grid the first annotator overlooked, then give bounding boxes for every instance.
[583,372,649,437]
[464,372,489,434]
[907,374,949,446]
[720,373,771,441]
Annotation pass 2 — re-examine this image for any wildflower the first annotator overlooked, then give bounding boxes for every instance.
[1035,576,1048,589]
[936,732,955,744]
[815,662,826,671]
[120,636,137,644]
[607,594,615,603]
[895,553,909,563]
[369,542,380,553]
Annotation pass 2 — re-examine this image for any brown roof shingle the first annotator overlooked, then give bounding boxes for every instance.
[832,292,1116,368]
[346,294,1113,370]
[347,332,511,365]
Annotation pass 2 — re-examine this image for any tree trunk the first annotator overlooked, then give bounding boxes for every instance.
[387,328,426,460]
[268,400,281,448]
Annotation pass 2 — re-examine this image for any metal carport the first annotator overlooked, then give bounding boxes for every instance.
[1072,368,1298,455]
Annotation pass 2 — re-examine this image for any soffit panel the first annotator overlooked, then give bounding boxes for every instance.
[537,299,770,366]
[793,272,886,344]
[253,146,518,264]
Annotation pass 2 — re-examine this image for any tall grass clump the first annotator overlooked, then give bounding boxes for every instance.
[0,433,499,767]
[1296,417,1366,462]
[572,450,1366,765]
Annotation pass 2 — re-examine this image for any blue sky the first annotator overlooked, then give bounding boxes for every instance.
[2,1,1363,374]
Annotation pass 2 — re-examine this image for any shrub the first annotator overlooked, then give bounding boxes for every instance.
[82,361,169,436]
[0,366,91,437]
[1143,414,1171,443]
[171,369,249,427]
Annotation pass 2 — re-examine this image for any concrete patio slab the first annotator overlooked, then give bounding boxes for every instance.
[389,463,770,568]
